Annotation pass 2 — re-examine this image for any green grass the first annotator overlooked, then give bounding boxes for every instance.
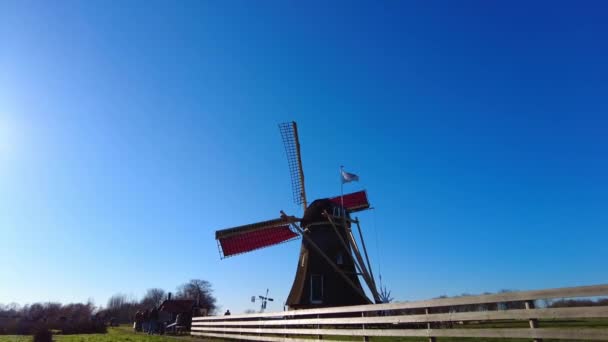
[0,325,217,342]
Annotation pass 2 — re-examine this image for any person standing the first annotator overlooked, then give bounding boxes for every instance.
[149,306,159,335]
[142,308,150,333]
[134,310,143,332]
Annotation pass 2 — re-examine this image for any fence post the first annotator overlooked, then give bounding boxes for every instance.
[525,300,542,342]
[426,308,436,342]
[361,312,370,342]
[317,314,323,340]
[259,316,262,338]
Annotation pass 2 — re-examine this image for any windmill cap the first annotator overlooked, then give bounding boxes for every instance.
[301,199,343,227]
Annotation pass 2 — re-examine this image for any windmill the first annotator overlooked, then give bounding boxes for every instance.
[215,122,381,309]
[251,289,274,312]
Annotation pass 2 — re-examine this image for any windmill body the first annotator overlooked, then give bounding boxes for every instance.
[286,199,370,308]
[215,122,380,309]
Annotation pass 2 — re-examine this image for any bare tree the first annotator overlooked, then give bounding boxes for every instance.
[104,293,138,324]
[106,294,127,311]
[176,279,217,314]
[141,288,166,308]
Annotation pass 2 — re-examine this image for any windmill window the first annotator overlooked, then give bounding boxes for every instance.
[310,274,323,304]
[336,252,344,265]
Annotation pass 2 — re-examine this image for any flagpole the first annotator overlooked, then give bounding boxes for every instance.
[340,166,344,213]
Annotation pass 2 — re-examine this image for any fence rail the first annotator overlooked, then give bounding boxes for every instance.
[191,284,608,341]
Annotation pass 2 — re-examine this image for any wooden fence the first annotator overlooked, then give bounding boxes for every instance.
[192,284,608,341]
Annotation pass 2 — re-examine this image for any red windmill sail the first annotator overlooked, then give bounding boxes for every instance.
[216,217,300,259]
[329,190,370,212]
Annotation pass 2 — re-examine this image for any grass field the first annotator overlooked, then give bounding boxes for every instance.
[0,326,213,342]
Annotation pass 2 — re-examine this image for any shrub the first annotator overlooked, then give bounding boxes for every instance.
[33,328,53,342]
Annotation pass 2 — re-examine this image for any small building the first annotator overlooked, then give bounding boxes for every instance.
[159,299,195,319]
[158,299,207,330]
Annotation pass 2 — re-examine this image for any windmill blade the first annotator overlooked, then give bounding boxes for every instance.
[279,122,307,211]
[215,216,301,259]
[329,190,370,212]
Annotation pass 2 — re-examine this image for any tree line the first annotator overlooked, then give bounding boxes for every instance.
[0,278,217,335]
[0,301,104,335]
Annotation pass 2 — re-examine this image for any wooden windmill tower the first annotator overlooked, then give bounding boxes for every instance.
[215,122,381,309]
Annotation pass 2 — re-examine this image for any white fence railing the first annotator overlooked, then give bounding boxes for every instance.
[192,284,608,341]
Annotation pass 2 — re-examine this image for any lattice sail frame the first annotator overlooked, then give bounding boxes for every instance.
[279,122,307,210]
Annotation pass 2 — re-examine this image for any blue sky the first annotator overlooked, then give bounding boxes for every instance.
[1,1,607,313]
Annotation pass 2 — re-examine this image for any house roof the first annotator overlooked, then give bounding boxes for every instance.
[159,299,195,313]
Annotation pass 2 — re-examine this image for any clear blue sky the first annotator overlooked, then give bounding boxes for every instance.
[1,1,607,314]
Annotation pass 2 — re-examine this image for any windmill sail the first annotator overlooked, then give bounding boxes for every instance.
[279,122,307,211]
[329,190,370,212]
[216,217,300,259]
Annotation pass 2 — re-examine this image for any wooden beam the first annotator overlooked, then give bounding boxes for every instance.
[353,217,380,302]
[191,305,608,327]
[192,283,608,321]
[324,211,376,299]
[291,121,307,211]
[323,210,366,275]
[192,332,354,342]
[192,327,608,340]
[346,228,381,303]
